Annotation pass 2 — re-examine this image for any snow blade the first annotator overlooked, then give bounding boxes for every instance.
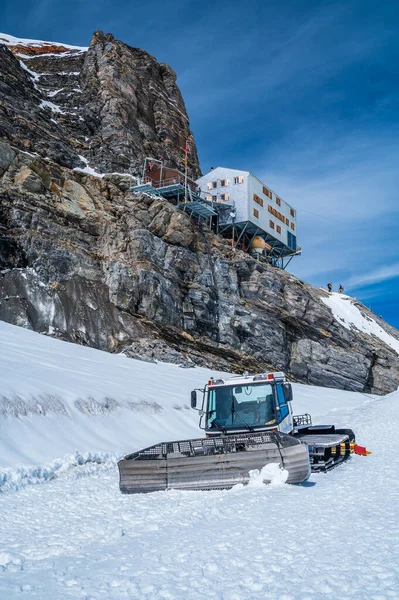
[118,432,311,494]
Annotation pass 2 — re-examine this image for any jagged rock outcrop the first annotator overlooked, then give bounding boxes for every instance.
[0,31,200,177]
[1,140,399,395]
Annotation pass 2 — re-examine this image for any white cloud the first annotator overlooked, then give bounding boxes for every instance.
[346,263,399,289]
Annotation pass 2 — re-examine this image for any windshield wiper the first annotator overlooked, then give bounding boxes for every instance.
[207,410,227,434]
[230,400,254,432]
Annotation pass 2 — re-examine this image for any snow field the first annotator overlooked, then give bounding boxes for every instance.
[0,391,398,599]
[0,319,370,476]
[0,321,398,598]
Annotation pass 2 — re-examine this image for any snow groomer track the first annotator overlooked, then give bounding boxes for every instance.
[118,431,311,493]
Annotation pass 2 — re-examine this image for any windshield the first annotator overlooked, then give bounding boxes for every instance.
[206,383,276,430]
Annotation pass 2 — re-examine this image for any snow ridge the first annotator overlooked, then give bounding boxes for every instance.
[0,451,118,494]
[0,32,87,53]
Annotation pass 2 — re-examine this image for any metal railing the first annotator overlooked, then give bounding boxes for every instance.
[141,173,235,209]
[144,175,199,194]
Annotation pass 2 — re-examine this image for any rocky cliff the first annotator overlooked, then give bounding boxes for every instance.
[0,31,200,177]
[1,33,399,396]
[1,139,399,395]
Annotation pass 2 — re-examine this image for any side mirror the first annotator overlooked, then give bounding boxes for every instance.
[191,390,197,409]
[283,383,293,403]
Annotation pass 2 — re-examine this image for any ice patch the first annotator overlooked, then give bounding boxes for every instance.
[18,59,39,82]
[18,59,41,91]
[39,100,65,114]
[73,165,105,178]
[46,88,63,97]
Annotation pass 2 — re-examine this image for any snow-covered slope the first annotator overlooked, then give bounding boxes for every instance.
[0,320,373,474]
[322,293,399,355]
[0,320,222,471]
[0,321,398,598]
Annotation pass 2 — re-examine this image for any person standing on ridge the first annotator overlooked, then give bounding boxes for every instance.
[327,282,333,292]
[338,284,344,294]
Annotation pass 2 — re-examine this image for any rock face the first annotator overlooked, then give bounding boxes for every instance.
[1,140,399,395]
[1,33,399,396]
[0,31,200,177]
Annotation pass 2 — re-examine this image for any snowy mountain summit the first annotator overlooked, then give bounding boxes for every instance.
[1,31,399,394]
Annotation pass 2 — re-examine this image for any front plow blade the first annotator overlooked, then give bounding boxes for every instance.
[118,432,310,494]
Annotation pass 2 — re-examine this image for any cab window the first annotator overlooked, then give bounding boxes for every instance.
[276,384,289,421]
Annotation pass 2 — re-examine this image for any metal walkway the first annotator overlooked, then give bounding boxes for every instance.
[131,179,218,223]
[130,183,161,195]
[178,200,217,218]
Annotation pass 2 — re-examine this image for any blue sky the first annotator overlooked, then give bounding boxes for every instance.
[2,0,399,327]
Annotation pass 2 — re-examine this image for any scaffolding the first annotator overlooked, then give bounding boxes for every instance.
[131,157,222,228]
[219,220,302,270]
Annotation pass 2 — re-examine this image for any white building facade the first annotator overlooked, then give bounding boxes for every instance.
[196,167,298,254]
